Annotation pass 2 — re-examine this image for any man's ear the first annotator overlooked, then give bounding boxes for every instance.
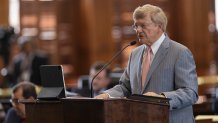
[158,24,163,32]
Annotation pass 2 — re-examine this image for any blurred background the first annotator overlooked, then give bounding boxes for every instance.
[0,0,218,122]
[0,0,217,87]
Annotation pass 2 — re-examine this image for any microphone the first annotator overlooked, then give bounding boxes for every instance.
[90,40,137,98]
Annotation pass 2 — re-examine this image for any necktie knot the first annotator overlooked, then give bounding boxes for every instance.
[146,46,152,55]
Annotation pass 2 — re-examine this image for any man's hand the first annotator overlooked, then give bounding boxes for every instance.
[94,93,109,99]
[143,92,165,98]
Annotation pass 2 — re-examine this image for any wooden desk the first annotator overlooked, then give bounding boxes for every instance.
[22,97,169,123]
[194,99,218,116]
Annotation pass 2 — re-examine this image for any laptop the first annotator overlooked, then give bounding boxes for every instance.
[37,65,66,100]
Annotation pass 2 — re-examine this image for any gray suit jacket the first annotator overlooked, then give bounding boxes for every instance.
[105,36,198,123]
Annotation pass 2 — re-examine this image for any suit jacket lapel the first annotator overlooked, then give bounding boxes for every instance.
[141,36,170,93]
[137,46,145,93]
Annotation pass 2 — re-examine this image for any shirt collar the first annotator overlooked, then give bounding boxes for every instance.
[144,33,165,56]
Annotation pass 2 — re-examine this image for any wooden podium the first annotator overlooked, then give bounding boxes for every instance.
[22,95,169,123]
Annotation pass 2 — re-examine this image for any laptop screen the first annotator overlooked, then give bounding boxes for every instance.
[38,65,66,99]
[40,65,66,87]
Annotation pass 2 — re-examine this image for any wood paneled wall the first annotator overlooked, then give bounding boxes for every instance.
[57,0,114,75]
[80,0,114,71]
[169,0,212,75]
[0,0,9,26]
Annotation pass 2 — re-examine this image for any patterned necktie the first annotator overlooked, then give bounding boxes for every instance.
[141,46,153,89]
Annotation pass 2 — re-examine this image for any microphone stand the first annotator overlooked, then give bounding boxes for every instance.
[90,41,136,98]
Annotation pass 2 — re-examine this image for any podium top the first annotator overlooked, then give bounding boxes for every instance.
[20,95,169,106]
[127,94,170,106]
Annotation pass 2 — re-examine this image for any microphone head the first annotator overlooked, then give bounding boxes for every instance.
[130,40,137,46]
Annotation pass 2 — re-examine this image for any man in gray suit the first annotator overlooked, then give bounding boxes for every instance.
[95,4,198,123]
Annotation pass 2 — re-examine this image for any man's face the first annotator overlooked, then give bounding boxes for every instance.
[134,15,163,46]
[11,88,26,118]
[90,69,110,91]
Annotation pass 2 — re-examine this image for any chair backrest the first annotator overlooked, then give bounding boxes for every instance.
[77,75,89,89]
